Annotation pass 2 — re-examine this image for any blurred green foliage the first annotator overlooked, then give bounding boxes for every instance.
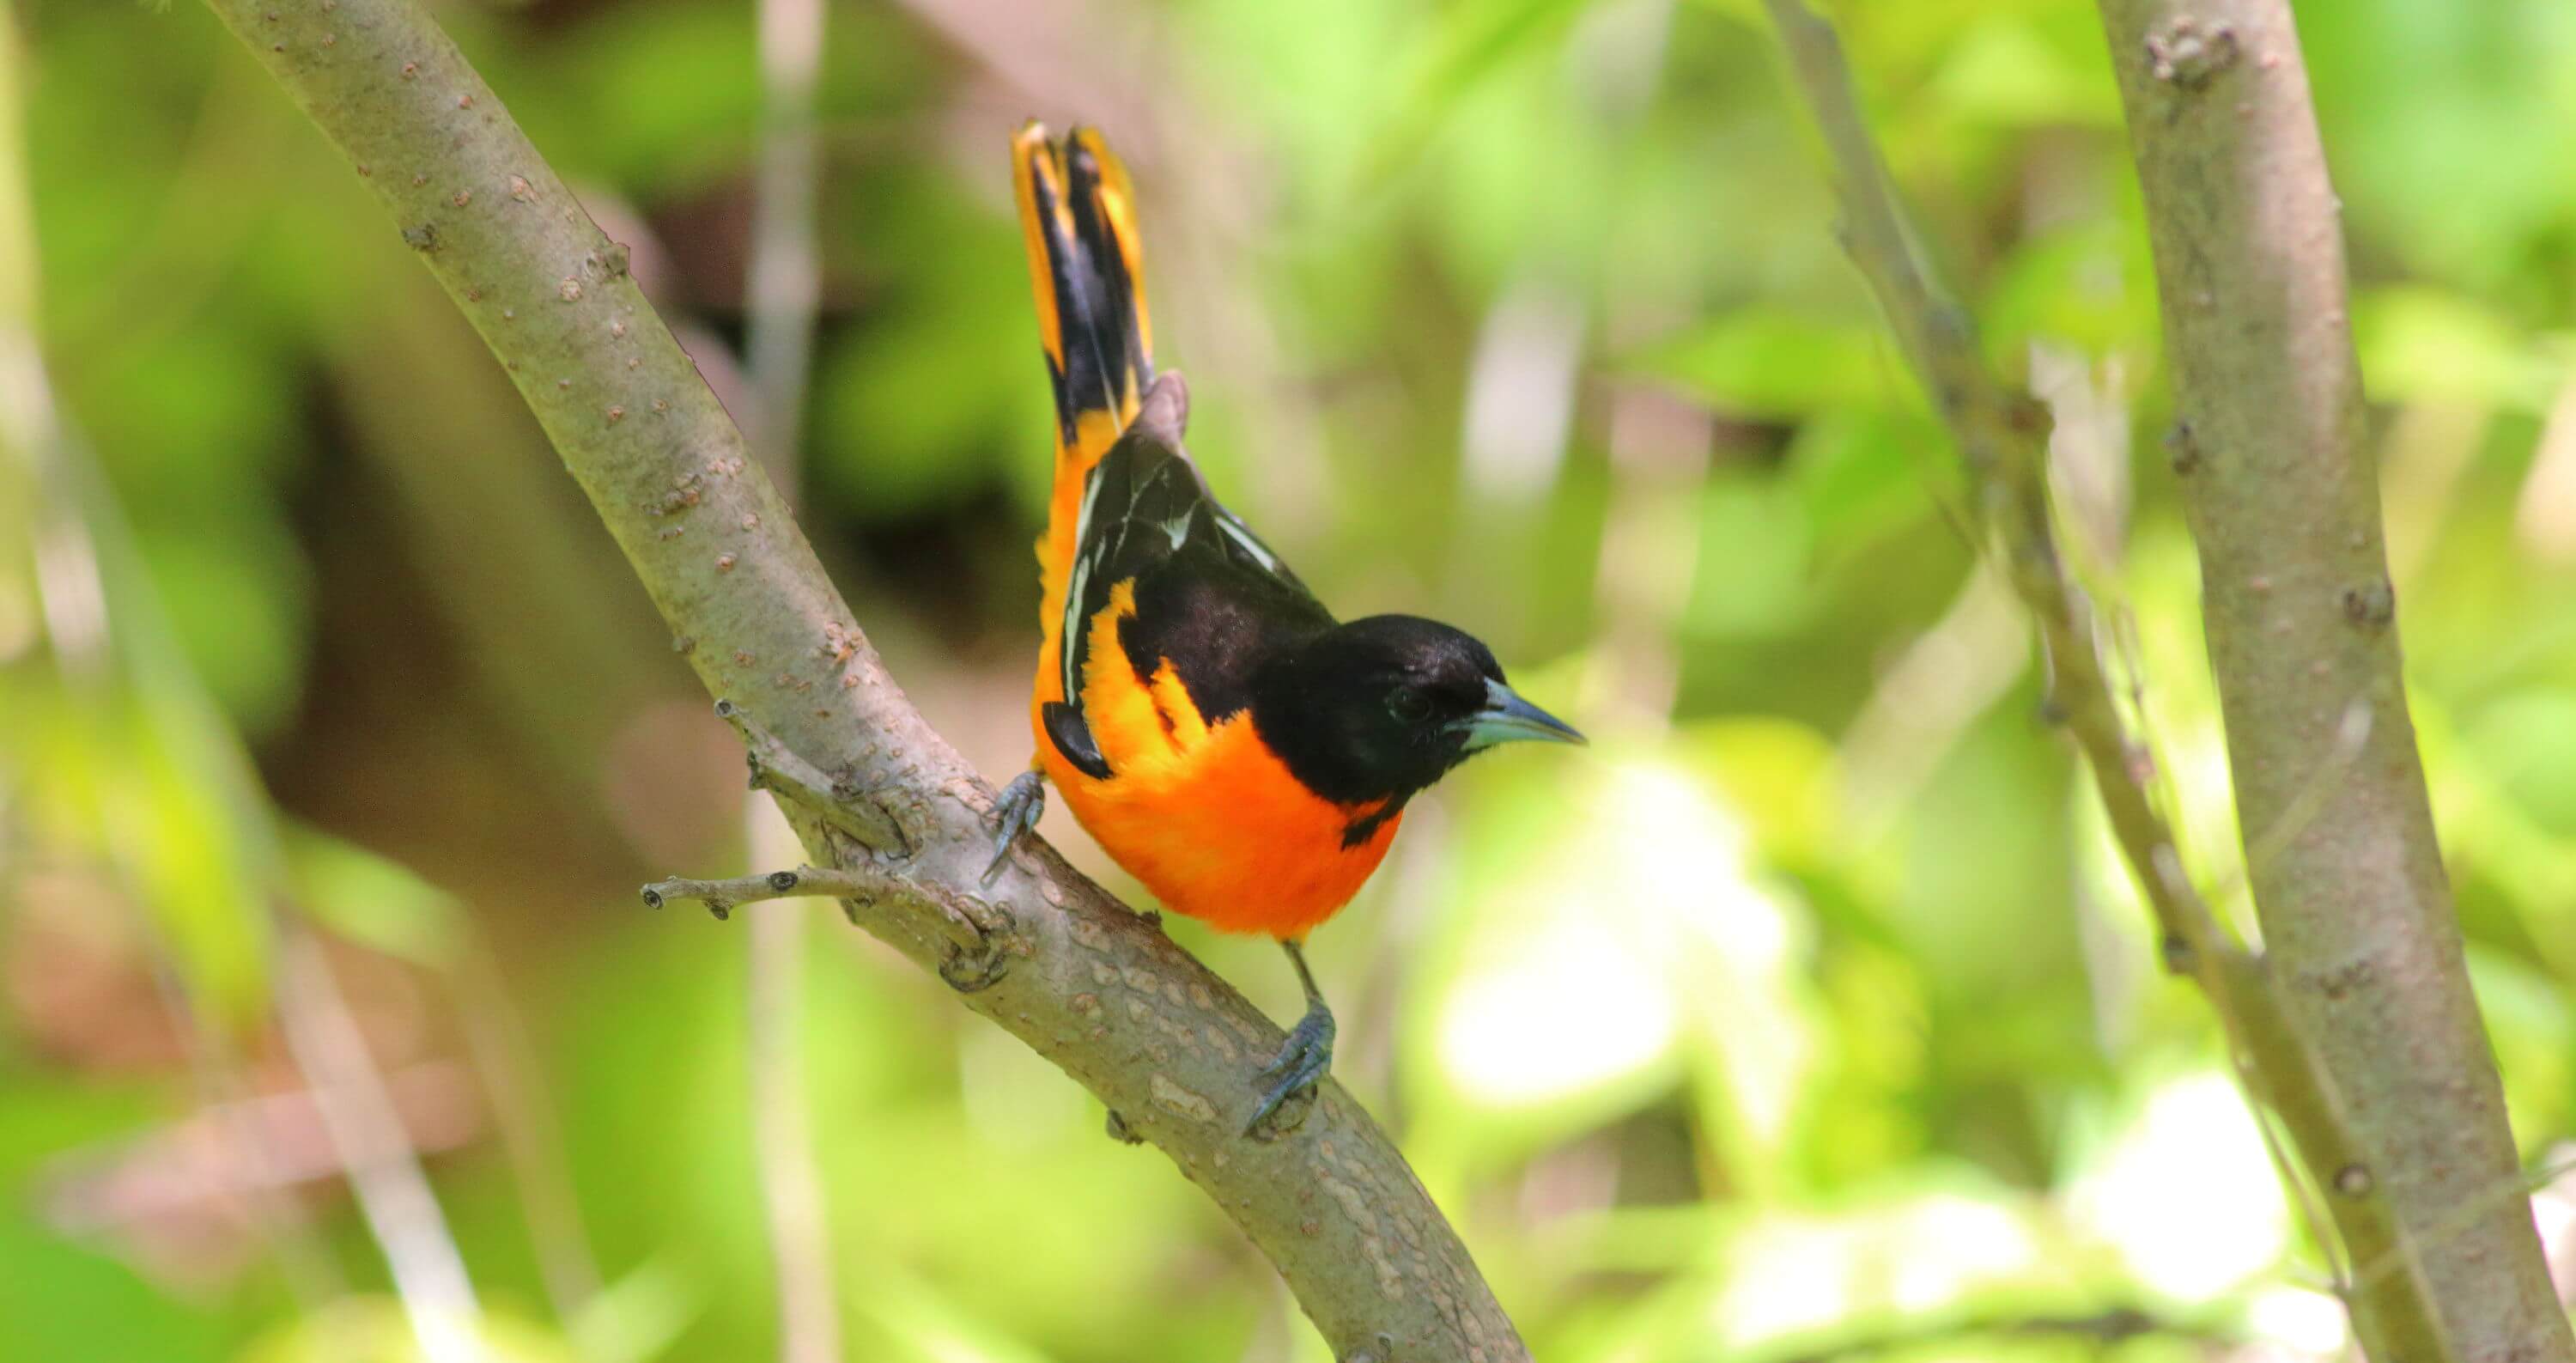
[3,0,2573,1360]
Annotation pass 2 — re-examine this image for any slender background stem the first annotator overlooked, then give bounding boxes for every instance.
[1,41,486,1338]
[741,0,843,1358]
[275,928,485,1363]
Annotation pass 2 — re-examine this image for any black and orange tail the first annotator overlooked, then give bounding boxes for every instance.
[1013,123,1155,469]
[1018,124,1161,707]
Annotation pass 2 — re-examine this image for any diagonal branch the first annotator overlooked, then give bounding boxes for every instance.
[1753,4,2561,1358]
[194,2,1522,1358]
[1760,0,2234,989]
[1760,0,2267,1037]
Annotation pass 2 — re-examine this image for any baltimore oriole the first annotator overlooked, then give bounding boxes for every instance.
[990,125,1583,1135]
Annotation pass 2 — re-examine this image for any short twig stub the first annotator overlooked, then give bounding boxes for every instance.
[2145,18,2239,88]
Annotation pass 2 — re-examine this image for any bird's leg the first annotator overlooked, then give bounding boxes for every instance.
[982,767,1048,885]
[1245,939,1334,1137]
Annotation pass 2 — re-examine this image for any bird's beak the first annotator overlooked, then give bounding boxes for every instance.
[1456,678,1586,751]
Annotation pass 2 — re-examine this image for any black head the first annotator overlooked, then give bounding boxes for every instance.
[1247,614,1583,807]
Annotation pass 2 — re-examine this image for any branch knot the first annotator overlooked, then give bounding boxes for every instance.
[2146,18,2239,89]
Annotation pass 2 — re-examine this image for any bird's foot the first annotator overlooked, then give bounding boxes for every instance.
[981,770,1046,885]
[1244,1001,1334,1139]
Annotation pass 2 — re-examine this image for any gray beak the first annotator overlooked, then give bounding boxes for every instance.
[1456,678,1586,751]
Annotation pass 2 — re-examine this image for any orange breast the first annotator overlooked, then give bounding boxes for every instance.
[1030,582,1399,940]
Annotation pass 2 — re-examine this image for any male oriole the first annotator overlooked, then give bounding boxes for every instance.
[991,125,1583,1134]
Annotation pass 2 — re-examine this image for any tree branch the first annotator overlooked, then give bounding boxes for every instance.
[2088,4,2575,1358]
[1759,0,2244,992]
[1759,4,2571,1359]
[196,3,1524,1358]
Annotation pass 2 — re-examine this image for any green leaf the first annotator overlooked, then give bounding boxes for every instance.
[239,1299,580,1363]
[1628,309,1902,418]
[1788,408,1942,560]
[815,174,1052,521]
[2354,286,2561,412]
[1921,16,2120,129]
[1982,222,2157,358]
[1683,474,1816,640]
[286,827,461,968]
[1360,0,1601,187]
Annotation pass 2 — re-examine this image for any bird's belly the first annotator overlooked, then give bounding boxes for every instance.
[1030,584,1400,938]
[1036,710,1401,940]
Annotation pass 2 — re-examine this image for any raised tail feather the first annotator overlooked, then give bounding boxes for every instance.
[1013,123,1155,463]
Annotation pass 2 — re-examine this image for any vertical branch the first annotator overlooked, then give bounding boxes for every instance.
[745,0,823,466]
[742,2,842,1359]
[1759,3,2570,1360]
[744,807,842,1363]
[2092,3,2574,1358]
[742,876,840,1360]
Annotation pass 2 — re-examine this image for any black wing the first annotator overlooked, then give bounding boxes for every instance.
[1048,384,1323,777]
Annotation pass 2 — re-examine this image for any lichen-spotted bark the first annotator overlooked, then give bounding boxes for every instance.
[195,0,1526,1355]
[2094,2,2574,1359]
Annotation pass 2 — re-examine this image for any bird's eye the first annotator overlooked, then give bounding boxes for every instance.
[1386,688,1433,724]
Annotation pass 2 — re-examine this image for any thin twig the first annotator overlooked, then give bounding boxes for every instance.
[1760,0,2371,1306]
[1761,0,2236,991]
[717,698,909,855]
[645,861,1004,943]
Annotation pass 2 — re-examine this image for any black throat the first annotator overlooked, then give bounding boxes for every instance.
[1242,623,1474,812]
[1247,659,1401,807]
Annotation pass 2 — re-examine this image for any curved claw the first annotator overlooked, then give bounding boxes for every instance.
[1244,1003,1335,1138]
[983,770,1047,885]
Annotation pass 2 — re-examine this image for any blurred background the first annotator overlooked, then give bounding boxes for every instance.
[4,0,2575,1358]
